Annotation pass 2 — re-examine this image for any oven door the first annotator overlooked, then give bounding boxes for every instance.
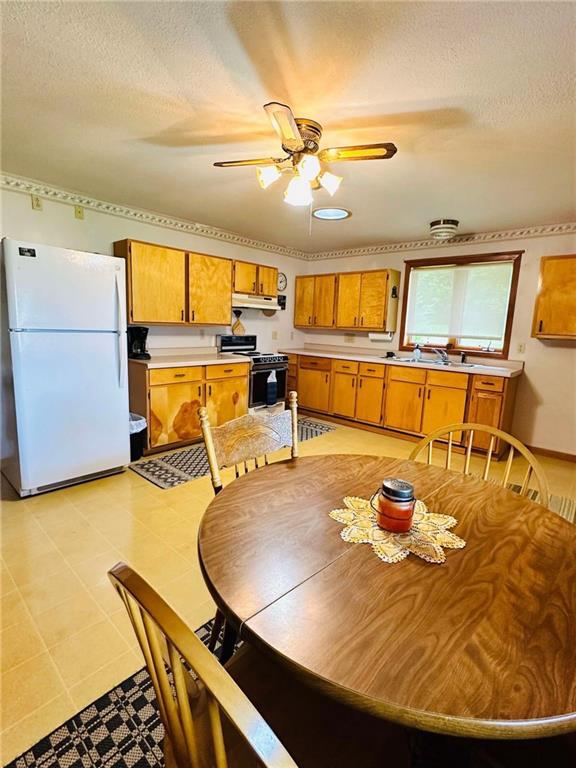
[250,367,288,407]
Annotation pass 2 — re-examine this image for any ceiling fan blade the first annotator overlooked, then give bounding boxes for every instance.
[263,101,305,153]
[213,157,280,168]
[318,143,397,162]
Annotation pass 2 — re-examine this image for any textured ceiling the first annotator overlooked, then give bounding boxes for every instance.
[2,1,575,252]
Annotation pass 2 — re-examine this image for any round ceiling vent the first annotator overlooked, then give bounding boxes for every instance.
[430,219,459,240]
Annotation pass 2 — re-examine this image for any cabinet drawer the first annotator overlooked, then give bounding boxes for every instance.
[426,370,469,390]
[359,362,385,378]
[333,360,359,374]
[286,354,298,365]
[205,363,249,380]
[149,367,203,386]
[472,375,505,393]
[387,365,427,384]
[299,356,331,371]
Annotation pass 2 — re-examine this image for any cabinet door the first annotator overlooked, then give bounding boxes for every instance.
[206,377,248,426]
[468,391,503,450]
[149,382,204,448]
[294,276,315,326]
[383,379,424,433]
[258,266,278,297]
[130,242,186,324]
[331,372,357,418]
[532,255,576,337]
[233,261,258,294]
[335,273,361,328]
[298,369,331,412]
[313,275,336,327]
[421,386,467,440]
[359,271,388,329]
[355,376,384,424]
[189,254,232,325]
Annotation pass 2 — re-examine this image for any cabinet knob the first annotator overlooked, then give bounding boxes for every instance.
[174,373,186,378]
[180,309,184,320]
[191,309,195,321]
[538,320,543,333]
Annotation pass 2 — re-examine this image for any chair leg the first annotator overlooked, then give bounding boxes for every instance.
[219,620,238,664]
[208,609,224,653]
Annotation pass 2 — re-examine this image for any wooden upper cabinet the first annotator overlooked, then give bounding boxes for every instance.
[336,273,362,328]
[258,266,278,297]
[294,276,315,326]
[532,255,576,338]
[233,261,278,297]
[189,253,232,325]
[313,275,336,327]
[359,271,388,329]
[233,261,258,295]
[122,241,187,324]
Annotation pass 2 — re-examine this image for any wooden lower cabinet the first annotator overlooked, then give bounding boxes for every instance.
[149,382,204,448]
[332,372,357,418]
[205,377,248,426]
[383,380,424,433]
[298,368,331,412]
[355,377,384,424]
[468,390,503,450]
[421,385,467,439]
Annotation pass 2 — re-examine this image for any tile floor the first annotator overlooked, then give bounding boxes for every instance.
[1,423,575,762]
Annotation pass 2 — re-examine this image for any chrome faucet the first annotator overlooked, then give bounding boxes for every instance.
[432,348,449,362]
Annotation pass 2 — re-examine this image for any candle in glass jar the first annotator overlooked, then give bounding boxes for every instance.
[376,478,415,532]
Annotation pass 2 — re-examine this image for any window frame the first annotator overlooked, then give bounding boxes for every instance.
[398,250,523,360]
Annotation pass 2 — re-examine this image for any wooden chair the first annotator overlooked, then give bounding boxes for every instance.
[199,391,299,495]
[409,422,550,508]
[108,562,410,768]
[199,392,299,659]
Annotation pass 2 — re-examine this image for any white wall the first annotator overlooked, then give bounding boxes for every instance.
[300,233,576,454]
[0,188,305,353]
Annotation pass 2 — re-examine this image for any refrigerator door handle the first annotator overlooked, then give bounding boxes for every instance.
[115,271,127,389]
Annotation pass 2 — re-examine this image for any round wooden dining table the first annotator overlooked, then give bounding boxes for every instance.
[198,454,576,740]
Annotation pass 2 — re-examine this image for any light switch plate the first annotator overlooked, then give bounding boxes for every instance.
[74,205,84,220]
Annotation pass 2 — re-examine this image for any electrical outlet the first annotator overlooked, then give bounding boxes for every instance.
[31,195,43,211]
[74,205,84,220]
[516,342,526,354]
[271,331,278,340]
[344,334,355,344]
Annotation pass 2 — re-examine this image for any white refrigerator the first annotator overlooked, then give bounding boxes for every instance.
[1,238,130,496]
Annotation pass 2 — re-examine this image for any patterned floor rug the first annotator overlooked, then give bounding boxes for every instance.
[507,485,575,524]
[130,417,336,489]
[6,622,217,768]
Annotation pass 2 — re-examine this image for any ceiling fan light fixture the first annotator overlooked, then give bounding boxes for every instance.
[319,171,343,196]
[284,176,313,207]
[297,154,321,181]
[256,165,281,189]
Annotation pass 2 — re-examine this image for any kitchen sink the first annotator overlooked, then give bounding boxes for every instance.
[381,356,480,369]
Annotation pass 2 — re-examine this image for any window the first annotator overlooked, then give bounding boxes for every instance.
[399,251,522,358]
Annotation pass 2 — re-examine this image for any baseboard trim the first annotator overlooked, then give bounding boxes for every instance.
[528,446,576,463]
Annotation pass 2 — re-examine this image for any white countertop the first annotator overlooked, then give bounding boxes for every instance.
[280,347,523,378]
[130,353,251,369]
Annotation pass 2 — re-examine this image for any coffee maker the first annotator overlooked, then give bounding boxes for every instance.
[127,326,151,360]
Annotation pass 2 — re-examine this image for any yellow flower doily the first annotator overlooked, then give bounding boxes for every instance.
[329,496,466,564]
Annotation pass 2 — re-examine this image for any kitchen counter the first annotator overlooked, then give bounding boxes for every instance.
[280,347,523,378]
[130,352,251,369]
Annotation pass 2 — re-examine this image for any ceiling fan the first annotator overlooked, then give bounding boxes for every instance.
[214,102,397,206]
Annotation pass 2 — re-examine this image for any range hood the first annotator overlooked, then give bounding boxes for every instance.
[232,292,281,311]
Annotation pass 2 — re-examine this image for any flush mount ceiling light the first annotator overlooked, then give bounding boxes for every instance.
[430,219,460,240]
[214,101,397,208]
[312,207,351,221]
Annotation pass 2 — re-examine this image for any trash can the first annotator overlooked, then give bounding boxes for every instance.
[129,413,147,462]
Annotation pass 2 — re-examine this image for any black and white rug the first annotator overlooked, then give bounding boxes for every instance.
[6,622,217,768]
[130,417,336,489]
